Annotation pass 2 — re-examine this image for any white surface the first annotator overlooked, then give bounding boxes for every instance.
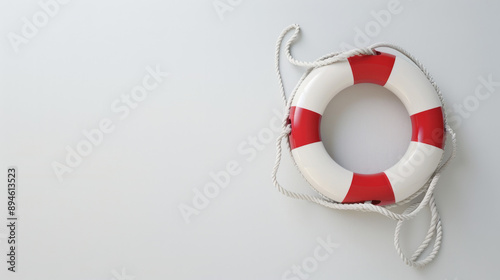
[385,142,444,202]
[385,56,443,115]
[0,0,499,279]
[292,142,354,203]
[292,61,354,113]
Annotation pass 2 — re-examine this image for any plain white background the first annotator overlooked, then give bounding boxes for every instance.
[0,0,499,279]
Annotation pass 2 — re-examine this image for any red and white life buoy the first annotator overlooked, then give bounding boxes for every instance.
[289,52,445,206]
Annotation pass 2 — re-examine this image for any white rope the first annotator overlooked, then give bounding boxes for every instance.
[272,24,457,268]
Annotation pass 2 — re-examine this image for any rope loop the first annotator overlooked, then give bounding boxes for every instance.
[272,24,456,268]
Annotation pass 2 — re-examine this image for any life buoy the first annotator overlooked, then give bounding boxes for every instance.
[289,52,445,206]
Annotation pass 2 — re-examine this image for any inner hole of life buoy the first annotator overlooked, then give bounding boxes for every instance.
[320,83,411,175]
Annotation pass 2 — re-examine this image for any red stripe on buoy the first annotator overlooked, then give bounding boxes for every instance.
[343,172,395,205]
[410,106,445,149]
[348,52,396,86]
[289,106,322,150]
